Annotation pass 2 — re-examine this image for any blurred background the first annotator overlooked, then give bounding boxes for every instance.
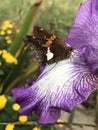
[0,0,86,38]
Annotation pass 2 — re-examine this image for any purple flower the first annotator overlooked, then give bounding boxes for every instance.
[65,0,98,74]
[12,0,98,124]
[39,63,46,73]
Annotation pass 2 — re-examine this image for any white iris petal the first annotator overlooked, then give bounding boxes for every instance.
[33,51,98,112]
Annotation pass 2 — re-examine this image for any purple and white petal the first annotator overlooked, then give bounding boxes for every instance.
[65,0,98,49]
[12,51,98,124]
[65,0,98,74]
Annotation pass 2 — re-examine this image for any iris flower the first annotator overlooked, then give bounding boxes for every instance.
[12,0,98,124]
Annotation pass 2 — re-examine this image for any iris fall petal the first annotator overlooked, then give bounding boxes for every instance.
[12,52,98,124]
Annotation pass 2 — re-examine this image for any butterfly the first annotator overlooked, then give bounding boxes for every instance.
[23,26,73,64]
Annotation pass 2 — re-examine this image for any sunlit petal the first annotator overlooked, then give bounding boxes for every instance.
[65,0,98,74]
[12,52,98,124]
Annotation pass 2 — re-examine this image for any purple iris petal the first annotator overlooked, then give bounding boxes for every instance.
[12,51,98,124]
[65,0,98,74]
[39,63,46,73]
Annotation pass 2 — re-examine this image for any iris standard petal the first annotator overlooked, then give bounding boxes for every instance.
[65,0,98,74]
[65,0,98,49]
[12,52,98,124]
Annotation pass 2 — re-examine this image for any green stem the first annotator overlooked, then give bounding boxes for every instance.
[9,1,42,55]
[0,48,29,94]
[68,108,75,123]
[5,60,39,94]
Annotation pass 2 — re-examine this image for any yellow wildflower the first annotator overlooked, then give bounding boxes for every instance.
[1,21,9,30]
[3,20,10,25]
[2,51,9,59]
[3,20,13,28]
[57,119,64,128]
[7,23,13,29]
[2,49,7,53]
[1,26,7,31]
[16,29,20,33]
[32,127,40,130]
[5,36,10,40]
[5,124,15,130]
[6,29,12,34]
[5,56,17,64]
[2,51,17,64]
[18,115,28,123]
[6,39,12,44]
[0,30,5,35]
[12,103,21,111]
[0,95,7,109]
[4,24,13,29]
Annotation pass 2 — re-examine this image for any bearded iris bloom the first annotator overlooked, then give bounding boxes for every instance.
[12,0,98,124]
[65,0,98,75]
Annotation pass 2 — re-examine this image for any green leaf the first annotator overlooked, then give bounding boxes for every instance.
[1,1,42,94]
[9,1,42,55]
[0,70,4,75]
[0,126,5,130]
[5,59,39,94]
[1,48,29,94]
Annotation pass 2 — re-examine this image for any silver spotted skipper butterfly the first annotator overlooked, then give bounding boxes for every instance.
[23,26,73,64]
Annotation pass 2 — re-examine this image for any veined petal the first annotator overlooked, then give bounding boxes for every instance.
[65,0,98,49]
[65,0,98,74]
[12,52,98,124]
[74,0,98,26]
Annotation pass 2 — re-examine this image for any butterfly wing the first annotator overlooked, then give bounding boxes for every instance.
[23,26,73,64]
[23,35,47,63]
[33,26,52,39]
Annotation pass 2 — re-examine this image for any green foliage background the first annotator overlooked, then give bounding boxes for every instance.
[0,0,86,38]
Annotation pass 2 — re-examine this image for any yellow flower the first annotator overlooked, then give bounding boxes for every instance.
[1,26,7,31]
[6,29,12,35]
[0,30,5,35]
[12,103,21,111]
[6,39,12,44]
[0,95,7,109]
[1,20,13,32]
[2,51,17,64]
[5,56,17,64]
[5,36,10,40]
[5,124,15,130]
[18,115,28,123]
[2,24,13,31]
[57,119,64,128]
[2,50,7,53]
[16,29,20,33]
[2,23,13,30]
[3,20,13,26]
[2,51,9,59]
[3,20,10,25]
[32,127,40,130]
[7,23,13,29]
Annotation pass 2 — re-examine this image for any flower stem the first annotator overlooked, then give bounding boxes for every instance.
[67,108,75,130]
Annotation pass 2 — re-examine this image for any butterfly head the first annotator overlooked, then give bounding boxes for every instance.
[23,26,73,64]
